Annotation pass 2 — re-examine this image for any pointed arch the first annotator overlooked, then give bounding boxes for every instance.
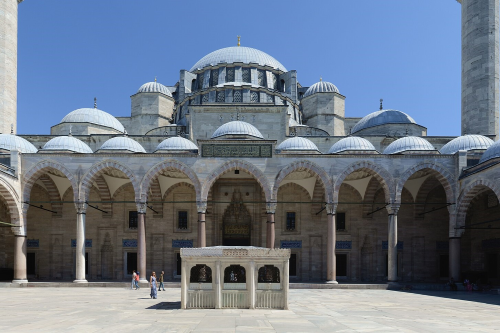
[456,179,500,227]
[201,160,272,202]
[164,182,195,200]
[272,160,333,203]
[0,178,20,228]
[94,175,113,217]
[395,162,455,205]
[333,161,394,204]
[80,160,140,201]
[23,160,79,204]
[140,160,201,202]
[38,175,62,217]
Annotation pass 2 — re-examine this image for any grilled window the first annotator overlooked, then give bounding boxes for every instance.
[233,90,242,103]
[216,91,225,102]
[202,94,209,103]
[242,68,251,83]
[258,70,266,86]
[286,212,296,231]
[198,72,204,89]
[250,91,259,103]
[337,212,346,230]
[129,211,138,229]
[226,68,235,82]
[178,211,188,230]
[211,69,219,86]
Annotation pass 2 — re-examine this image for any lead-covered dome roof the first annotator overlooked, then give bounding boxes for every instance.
[42,136,93,153]
[0,134,38,153]
[383,136,436,154]
[60,108,125,133]
[98,136,146,153]
[212,121,264,139]
[137,81,172,97]
[479,140,500,164]
[328,137,377,154]
[440,135,494,154]
[352,110,417,134]
[190,46,287,72]
[155,137,198,152]
[304,80,339,98]
[276,137,319,152]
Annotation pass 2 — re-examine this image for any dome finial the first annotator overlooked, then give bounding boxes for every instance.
[379,98,383,110]
[320,77,322,82]
[10,124,14,135]
[94,97,97,109]
[237,35,241,47]
[155,76,157,82]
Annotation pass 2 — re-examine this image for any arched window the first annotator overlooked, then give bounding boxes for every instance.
[211,69,219,87]
[190,264,212,283]
[198,72,204,89]
[226,67,235,82]
[233,90,242,103]
[191,79,196,92]
[216,91,225,103]
[202,94,209,104]
[242,68,251,83]
[280,79,286,93]
[250,91,259,103]
[224,265,246,283]
[258,265,280,283]
[258,70,266,86]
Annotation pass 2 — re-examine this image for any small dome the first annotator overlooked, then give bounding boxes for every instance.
[212,121,264,139]
[98,136,146,153]
[60,108,125,133]
[42,136,93,153]
[383,136,436,154]
[304,81,339,98]
[190,46,287,72]
[479,140,500,164]
[137,81,172,97]
[0,134,37,153]
[155,137,198,152]
[439,135,494,154]
[352,110,417,134]
[328,137,377,154]
[276,137,319,152]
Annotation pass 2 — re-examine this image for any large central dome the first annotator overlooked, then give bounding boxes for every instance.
[190,46,287,72]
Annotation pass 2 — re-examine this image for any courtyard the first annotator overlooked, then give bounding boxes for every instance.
[0,288,499,332]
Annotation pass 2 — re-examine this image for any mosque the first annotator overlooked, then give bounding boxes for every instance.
[0,0,499,285]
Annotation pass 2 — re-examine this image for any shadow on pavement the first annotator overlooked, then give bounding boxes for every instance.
[401,290,500,306]
[146,301,181,310]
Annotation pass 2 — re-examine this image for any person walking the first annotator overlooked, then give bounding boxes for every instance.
[158,271,165,291]
[135,271,140,290]
[131,270,136,290]
[150,272,158,299]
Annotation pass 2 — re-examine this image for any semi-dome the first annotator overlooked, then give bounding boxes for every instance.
[440,135,494,155]
[212,121,264,139]
[97,136,146,153]
[137,81,172,97]
[352,110,417,134]
[0,134,38,153]
[155,137,198,152]
[60,108,125,133]
[328,137,377,154]
[383,136,436,154]
[190,46,287,72]
[304,80,339,98]
[479,140,500,164]
[276,137,319,152]
[42,136,93,153]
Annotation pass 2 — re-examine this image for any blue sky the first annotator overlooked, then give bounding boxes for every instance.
[17,0,461,136]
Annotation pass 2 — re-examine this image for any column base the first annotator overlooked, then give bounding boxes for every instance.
[73,279,88,283]
[12,279,28,284]
[326,280,338,284]
[139,278,148,282]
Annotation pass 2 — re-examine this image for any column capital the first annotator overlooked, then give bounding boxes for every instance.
[386,203,401,215]
[266,202,277,214]
[75,201,87,214]
[326,203,338,215]
[11,225,26,236]
[196,201,208,213]
[136,201,147,214]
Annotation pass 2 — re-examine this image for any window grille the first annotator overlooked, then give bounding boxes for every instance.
[202,94,209,103]
[242,68,251,83]
[178,211,188,229]
[129,211,138,229]
[198,73,204,89]
[211,69,219,86]
[272,74,277,89]
[337,212,346,230]
[250,91,259,103]
[267,94,274,103]
[286,212,296,231]
[233,90,242,103]
[226,68,235,82]
[216,91,225,102]
[258,70,266,86]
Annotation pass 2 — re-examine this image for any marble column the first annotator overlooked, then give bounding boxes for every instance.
[326,203,338,284]
[387,204,400,283]
[249,261,256,309]
[266,202,277,249]
[12,204,28,283]
[197,201,207,248]
[215,260,222,309]
[137,202,147,282]
[449,237,461,281]
[180,257,187,309]
[74,202,87,283]
[283,258,290,310]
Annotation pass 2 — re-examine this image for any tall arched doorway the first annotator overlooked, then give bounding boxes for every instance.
[222,189,252,246]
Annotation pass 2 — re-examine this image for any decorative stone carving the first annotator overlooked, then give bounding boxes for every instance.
[136,202,147,214]
[326,203,337,215]
[196,201,208,213]
[266,202,277,214]
[75,201,87,214]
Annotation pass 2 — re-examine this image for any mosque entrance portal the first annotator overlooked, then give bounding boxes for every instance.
[222,189,251,246]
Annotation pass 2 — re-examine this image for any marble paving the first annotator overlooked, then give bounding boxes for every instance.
[0,288,499,332]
